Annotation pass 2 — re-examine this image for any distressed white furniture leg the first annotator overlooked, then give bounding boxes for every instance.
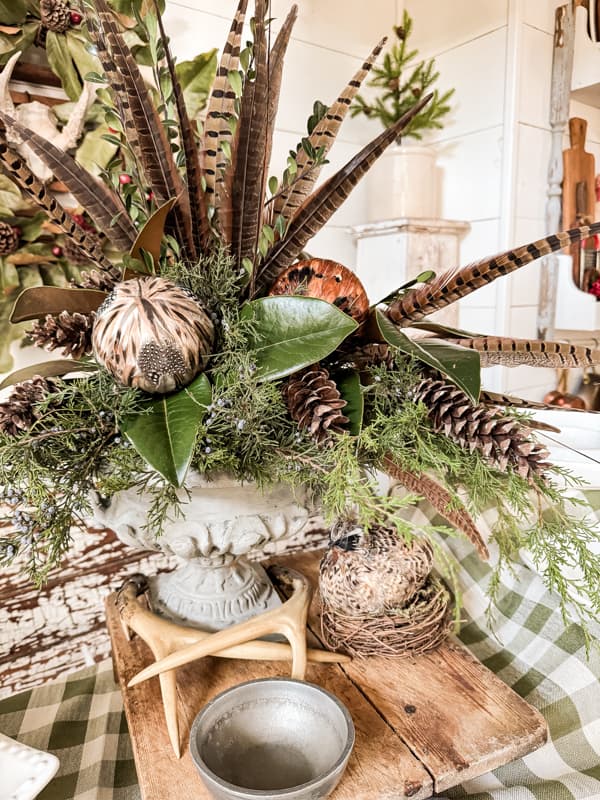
[116,568,349,757]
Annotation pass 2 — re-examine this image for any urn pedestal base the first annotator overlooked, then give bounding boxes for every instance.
[148,557,281,632]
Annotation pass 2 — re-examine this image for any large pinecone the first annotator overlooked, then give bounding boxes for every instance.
[77,267,121,293]
[30,310,95,359]
[0,221,19,256]
[0,377,55,437]
[40,0,71,32]
[283,365,349,444]
[412,378,551,481]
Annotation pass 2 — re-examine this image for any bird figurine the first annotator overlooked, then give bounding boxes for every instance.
[319,520,433,617]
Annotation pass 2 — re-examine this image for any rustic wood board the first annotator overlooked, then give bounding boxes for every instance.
[107,550,548,799]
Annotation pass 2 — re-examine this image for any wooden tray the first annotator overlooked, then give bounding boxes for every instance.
[106,550,548,800]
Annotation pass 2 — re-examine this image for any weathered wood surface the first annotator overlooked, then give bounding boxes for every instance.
[0,519,328,698]
[0,527,173,698]
[108,549,548,800]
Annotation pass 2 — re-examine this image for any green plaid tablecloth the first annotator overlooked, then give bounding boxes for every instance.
[1,491,599,800]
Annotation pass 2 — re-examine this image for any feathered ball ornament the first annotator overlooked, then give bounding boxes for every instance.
[92,276,214,394]
[319,520,433,616]
[268,258,370,323]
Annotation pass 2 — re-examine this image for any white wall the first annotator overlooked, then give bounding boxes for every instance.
[163,0,397,267]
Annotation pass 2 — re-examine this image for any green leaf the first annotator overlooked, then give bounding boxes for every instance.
[46,31,81,100]
[18,212,46,242]
[0,0,27,23]
[268,175,278,196]
[76,125,119,178]
[175,49,217,118]
[66,30,102,87]
[241,297,358,382]
[227,69,243,98]
[121,373,212,487]
[375,311,480,402]
[0,23,40,63]
[337,370,363,436]
[0,175,22,213]
[0,360,96,390]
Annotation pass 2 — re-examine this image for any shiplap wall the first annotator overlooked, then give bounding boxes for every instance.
[163,0,397,267]
[403,0,565,400]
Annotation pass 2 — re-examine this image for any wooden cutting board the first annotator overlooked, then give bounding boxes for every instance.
[563,117,595,286]
[106,549,548,800]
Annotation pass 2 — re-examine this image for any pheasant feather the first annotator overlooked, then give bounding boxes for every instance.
[0,139,115,273]
[231,0,269,271]
[383,457,489,560]
[387,223,600,326]
[201,0,248,207]
[272,36,387,224]
[93,0,195,257]
[154,1,210,254]
[0,113,137,252]
[255,92,433,294]
[452,336,600,368]
[480,390,600,414]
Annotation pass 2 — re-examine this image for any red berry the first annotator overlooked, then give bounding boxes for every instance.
[70,10,83,25]
[12,226,21,238]
[72,213,85,226]
[52,245,63,257]
[107,126,119,134]
[146,190,154,202]
[119,173,132,185]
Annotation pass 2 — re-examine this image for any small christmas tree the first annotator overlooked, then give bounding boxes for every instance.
[351,10,454,143]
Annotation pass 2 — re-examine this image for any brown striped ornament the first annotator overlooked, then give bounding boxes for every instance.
[92,276,214,394]
[268,258,370,323]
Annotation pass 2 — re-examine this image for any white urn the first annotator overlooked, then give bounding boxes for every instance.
[366,143,437,221]
[91,474,320,631]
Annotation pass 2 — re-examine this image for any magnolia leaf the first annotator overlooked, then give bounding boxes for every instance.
[0,359,96,390]
[241,296,358,382]
[10,286,107,323]
[75,124,119,177]
[121,373,212,487]
[176,50,218,119]
[337,369,363,436]
[130,198,176,266]
[6,252,56,265]
[0,23,39,63]
[0,175,22,212]
[0,0,27,23]
[376,311,481,402]
[66,29,102,85]
[45,31,81,101]
[18,212,46,243]
[410,321,483,339]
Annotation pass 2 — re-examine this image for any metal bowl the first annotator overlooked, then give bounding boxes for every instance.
[189,678,355,800]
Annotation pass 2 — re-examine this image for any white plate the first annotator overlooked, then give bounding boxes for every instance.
[0,733,59,800]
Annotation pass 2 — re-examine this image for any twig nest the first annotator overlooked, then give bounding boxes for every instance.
[319,521,433,616]
[268,258,370,323]
[92,276,214,394]
[321,575,453,657]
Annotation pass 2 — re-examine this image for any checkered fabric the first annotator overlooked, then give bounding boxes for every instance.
[0,490,598,800]
[0,660,139,800]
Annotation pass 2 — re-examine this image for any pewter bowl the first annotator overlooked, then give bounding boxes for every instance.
[189,678,355,800]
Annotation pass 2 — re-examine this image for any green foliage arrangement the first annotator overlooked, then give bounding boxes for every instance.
[0,0,599,645]
[350,9,454,142]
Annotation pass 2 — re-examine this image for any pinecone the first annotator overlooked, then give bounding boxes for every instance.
[40,0,71,32]
[336,343,395,371]
[30,310,95,359]
[76,267,121,292]
[412,378,551,481]
[283,365,349,444]
[0,377,55,437]
[0,221,19,256]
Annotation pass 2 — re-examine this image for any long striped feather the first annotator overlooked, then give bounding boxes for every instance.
[383,457,489,560]
[480,390,600,414]
[272,37,387,224]
[154,1,209,254]
[387,223,600,326]
[201,0,248,208]
[83,6,127,127]
[263,5,298,202]
[0,113,137,252]
[231,0,269,271]
[0,139,117,274]
[453,336,600,368]
[254,93,432,294]
[94,0,195,258]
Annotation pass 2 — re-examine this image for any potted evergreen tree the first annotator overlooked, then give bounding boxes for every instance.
[351,10,454,221]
